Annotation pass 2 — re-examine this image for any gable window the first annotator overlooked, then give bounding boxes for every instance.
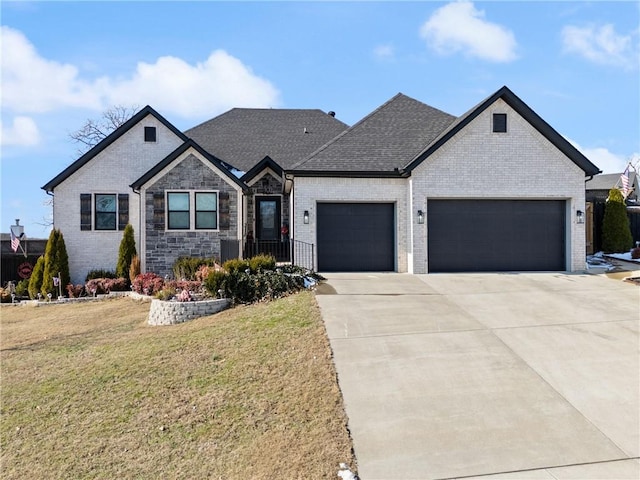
[167,192,190,229]
[144,126,157,142]
[166,191,219,230]
[195,192,218,229]
[95,194,117,230]
[493,113,507,133]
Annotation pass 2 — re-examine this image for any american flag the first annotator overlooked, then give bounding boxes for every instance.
[10,229,20,252]
[620,165,630,198]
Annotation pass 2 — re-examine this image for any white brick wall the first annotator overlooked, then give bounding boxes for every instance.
[411,98,586,273]
[292,98,587,275]
[292,177,409,272]
[52,115,184,284]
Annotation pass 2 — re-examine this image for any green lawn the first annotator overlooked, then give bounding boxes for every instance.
[1,293,355,479]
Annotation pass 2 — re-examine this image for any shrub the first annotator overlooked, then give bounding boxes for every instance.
[116,224,137,280]
[154,287,176,301]
[41,229,70,297]
[204,270,227,297]
[602,189,633,253]
[0,288,11,303]
[632,247,640,259]
[66,284,85,298]
[86,269,117,281]
[173,257,218,281]
[105,278,129,292]
[248,254,276,273]
[132,273,165,296]
[129,255,141,283]
[28,256,45,299]
[15,279,30,297]
[222,258,250,274]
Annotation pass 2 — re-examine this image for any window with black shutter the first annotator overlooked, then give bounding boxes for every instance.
[80,194,92,230]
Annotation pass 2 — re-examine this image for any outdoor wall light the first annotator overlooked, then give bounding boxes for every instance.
[576,210,584,224]
[303,210,309,224]
[417,210,424,224]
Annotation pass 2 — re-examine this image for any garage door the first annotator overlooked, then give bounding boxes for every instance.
[427,200,565,272]
[317,203,394,271]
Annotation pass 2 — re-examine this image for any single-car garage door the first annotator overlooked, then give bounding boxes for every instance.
[317,203,395,272]
[427,200,565,272]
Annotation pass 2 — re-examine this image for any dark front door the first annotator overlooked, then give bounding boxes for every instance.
[317,203,395,272]
[256,196,281,241]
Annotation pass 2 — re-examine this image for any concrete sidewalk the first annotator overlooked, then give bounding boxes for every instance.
[316,272,640,480]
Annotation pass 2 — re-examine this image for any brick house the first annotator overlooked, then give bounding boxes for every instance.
[43,86,600,283]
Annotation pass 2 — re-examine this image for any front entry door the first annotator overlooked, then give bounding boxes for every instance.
[256,196,281,241]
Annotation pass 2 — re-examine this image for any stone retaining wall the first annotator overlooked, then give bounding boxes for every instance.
[148,298,231,326]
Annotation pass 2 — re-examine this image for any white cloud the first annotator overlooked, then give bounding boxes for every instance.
[419,1,518,63]
[105,51,280,117]
[0,116,41,147]
[562,23,638,69]
[373,44,395,60]
[0,26,280,118]
[1,26,102,113]
[569,139,638,174]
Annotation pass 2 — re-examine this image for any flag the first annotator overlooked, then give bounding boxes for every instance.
[620,165,630,198]
[10,229,20,252]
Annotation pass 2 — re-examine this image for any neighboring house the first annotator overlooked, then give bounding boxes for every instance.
[0,233,48,285]
[585,171,639,253]
[43,86,600,284]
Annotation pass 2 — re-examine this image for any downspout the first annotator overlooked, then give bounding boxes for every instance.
[131,186,144,274]
[45,190,54,227]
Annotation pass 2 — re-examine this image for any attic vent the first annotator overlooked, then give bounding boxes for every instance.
[328,111,336,117]
[492,113,507,133]
[144,126,157,142]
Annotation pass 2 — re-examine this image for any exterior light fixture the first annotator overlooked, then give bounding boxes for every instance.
[576,210,584,224]
[417,210,424,224]
[303,210,309,224]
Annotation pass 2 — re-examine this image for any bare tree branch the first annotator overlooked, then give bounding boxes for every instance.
[69,105,139,155]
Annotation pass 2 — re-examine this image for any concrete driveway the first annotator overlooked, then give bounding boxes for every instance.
[316,272,640,480]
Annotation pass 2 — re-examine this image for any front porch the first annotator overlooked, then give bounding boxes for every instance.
[221,238,315,270]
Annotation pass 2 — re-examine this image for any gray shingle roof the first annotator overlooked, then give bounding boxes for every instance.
[586,171,637,191]
[184,109,348,172]
[290,93,457,173]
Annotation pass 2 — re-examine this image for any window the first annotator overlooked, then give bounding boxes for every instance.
[95,194,117,230]
[166,191,219,230]
[195,192,218,229]
[80,193,129,231]
[493,113,507,133]
[167,192,190,229]
[144,126,157,142]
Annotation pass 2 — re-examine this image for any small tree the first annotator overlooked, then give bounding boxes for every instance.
[28,256,45,299]
[116,224,137,279]
[602,188,633,253]
[41,229,70,297]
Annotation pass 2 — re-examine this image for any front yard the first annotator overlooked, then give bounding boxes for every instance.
[0,292,354,478]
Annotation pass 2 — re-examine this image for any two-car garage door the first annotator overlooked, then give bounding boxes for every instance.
[427,200,566,272]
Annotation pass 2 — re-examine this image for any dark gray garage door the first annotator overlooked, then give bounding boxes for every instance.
[317,203,394,272]
[427,200,565,272]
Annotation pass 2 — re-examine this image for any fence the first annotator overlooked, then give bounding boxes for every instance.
[220,239,315,270]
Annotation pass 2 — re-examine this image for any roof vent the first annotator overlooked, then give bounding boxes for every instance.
[328,111,335,117]
[304,127,309,134]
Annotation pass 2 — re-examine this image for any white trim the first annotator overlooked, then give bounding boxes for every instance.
[246,167,282,187]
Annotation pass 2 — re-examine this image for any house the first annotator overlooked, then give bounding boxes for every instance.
[585,171,639,253]
[42,86,600,284]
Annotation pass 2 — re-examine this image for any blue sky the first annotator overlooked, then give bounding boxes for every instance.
[1,1,639,237]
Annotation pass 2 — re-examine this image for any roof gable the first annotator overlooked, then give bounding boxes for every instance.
[241,155,283,183]
[42,106,188,192]
[404,86,601,176]
[289,93,456,174]
[184,108,348,172]
[130,139,247,192]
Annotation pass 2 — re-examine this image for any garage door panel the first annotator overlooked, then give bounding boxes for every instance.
[317,203,394,272]
[428,200,565,272]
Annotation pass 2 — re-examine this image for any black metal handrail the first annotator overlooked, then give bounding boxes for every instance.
[220,238,315,270]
